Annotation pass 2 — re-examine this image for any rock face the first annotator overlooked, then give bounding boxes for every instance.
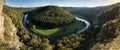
[0,0,21,49]
[0,0,3,14]
[3,14,21,50]
[0,0,5,40]
[0,15,4,40]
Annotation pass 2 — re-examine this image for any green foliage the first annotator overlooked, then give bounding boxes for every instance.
[32,25,36,30]
[29,20,85,37]
[28,6,75,28]
[56,35,84,50]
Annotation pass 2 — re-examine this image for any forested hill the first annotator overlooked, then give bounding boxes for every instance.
[28,6,75,28]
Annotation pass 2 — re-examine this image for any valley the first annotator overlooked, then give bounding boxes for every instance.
[0,0,120,50]
[25,6,88,38]
[23,13,90,41]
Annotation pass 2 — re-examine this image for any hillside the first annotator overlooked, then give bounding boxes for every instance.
[90,3,120,50]
[97,3,120,25]
[28,6,75,28]
[0,0,22,49]
[26,6,85,37]
[64,7,107,24]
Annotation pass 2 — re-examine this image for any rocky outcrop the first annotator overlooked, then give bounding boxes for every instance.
[0,0,5,40]
[0,0,3,14]
[0,15,5,40]
[3,14,22,50]
[0,0,21,49]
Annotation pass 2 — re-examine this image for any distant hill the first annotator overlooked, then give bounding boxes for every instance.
[28,6,75,28]
[97,3,120,25]
[67,7,107,24]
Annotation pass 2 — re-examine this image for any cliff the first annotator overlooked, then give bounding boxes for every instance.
[0,0,21,50]
[0,0,5,40]
[1,13,22,49]
[0,0,3,14]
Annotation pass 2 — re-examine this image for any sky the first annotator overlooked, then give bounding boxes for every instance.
[5,0,120,7]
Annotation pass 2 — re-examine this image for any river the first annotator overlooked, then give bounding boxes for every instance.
[23,14,90,43]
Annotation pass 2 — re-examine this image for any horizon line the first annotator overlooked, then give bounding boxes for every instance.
[5,2,118,8]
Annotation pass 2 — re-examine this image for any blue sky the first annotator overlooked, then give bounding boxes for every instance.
[5,0,120,7]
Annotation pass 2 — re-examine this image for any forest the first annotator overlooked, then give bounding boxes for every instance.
[28,6,75,28]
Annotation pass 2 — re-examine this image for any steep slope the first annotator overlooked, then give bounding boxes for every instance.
[90,3,120,50]
[1,13,22,49]
[0,0,21,49]
[97,3,120,26]
[0,0,5,40]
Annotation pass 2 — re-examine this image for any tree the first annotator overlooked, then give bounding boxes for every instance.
[43,38,49,44]
[32,25,36,30]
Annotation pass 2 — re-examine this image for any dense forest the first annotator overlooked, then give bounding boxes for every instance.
[1,2,120,50]
[28,6,75,28]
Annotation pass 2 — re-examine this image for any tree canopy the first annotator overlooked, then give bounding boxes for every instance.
[28,6,75,28]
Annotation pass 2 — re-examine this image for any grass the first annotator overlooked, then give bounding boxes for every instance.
[29,20,85,38]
